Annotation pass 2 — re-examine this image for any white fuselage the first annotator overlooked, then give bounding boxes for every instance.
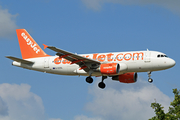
[12,50,176,76]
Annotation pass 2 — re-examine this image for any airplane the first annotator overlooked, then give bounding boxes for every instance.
[6,29,176,89]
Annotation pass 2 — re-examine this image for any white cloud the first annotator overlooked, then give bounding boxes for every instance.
[81,0,180,15]
[83,78,172,120]
[81,0,103,11]
[0,80,172,120]
[0,83,64,120]
[0,83,45,120]
[0,97,8,116]
[0,6,18,39]
[74,115,102,120]
[49,118,63,120]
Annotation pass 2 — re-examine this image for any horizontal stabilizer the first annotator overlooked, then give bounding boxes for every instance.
[6,56,34,64]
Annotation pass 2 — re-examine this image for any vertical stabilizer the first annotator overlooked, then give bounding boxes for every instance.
[16,29,49,59]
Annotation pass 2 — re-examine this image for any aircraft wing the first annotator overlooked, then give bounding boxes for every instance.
[43,44,100,70]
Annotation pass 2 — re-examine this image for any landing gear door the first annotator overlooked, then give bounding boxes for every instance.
[144,51,151,63]
[44,58,49,68]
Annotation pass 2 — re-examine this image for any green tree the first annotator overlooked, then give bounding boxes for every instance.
[149,88,180,120]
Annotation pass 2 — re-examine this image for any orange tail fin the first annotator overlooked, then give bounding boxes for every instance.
[16,29,49,59]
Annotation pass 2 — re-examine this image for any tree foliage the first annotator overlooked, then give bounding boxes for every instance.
[149,88,180,120]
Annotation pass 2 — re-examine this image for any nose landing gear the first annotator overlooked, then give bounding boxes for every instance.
[148,71,153,83]
[148,78,153,83]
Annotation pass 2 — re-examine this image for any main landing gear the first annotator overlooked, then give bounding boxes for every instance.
[86,76,93,83]
[148,71,153,83]
[85,76,107,89]
[98,76,107,89]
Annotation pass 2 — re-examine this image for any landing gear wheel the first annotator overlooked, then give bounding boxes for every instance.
[98,82,106,89]
[98,76,107,89]
[86,77,93,84]
[148,78,153,83]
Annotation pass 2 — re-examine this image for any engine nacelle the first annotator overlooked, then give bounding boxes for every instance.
[100,63,120,75]
[112,72,137,83]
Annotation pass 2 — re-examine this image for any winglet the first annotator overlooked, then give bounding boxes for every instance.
[43,44,48,49]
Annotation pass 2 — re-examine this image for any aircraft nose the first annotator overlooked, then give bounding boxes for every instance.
[169,59,176,68]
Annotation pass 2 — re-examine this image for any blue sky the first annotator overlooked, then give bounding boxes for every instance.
[0,0,180,120]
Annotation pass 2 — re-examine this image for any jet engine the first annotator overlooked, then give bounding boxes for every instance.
[100,63,120,75]
[112,72,137,83]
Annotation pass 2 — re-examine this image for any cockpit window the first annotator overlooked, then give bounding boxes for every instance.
[157,54,168,58]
